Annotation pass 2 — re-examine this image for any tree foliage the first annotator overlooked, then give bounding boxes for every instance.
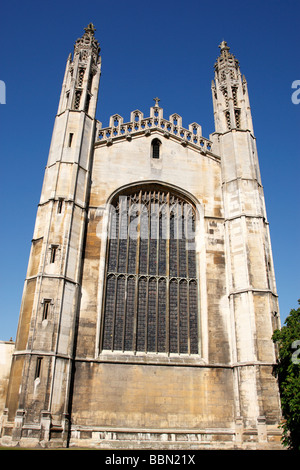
[272,300,300,450]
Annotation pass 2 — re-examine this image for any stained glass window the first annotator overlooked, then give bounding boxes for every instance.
[101,187,199,355]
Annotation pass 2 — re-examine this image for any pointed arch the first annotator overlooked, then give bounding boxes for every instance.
[100,182,201,355]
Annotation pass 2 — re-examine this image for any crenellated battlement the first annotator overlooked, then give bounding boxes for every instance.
[96,102,213,153]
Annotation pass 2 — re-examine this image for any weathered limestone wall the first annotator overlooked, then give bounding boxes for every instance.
[71,362,235,429]
[76,130,226,360]
[90,131,221,214]
[0,341,14,414]
[71,130,234,437]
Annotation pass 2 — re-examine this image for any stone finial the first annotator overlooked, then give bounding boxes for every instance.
[74,23,100,61]
[214,40,239,74]
[218,40,231,60]
[84,23,96,35]
[219,40,230,51]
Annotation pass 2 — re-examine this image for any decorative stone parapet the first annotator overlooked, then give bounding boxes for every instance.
[96,104,213,153]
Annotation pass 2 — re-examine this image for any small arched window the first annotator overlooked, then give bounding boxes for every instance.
[151,138,161,159]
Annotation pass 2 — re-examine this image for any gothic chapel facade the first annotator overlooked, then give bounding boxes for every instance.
[1,25,283,449]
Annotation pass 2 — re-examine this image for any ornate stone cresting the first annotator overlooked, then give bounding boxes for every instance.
[96,100,213,154]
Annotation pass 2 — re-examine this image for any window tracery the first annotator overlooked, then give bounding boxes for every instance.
[101,187,199,355]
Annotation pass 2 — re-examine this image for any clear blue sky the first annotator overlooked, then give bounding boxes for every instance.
[0,0,299,340]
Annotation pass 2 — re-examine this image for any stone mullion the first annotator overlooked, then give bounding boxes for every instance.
[185,208,191,355]
[176,202,180,354]
[144,277,149,353]
[122,197,131,351]
[111,202,122,351]
[122,276,128,352]
[165,192,170,354]
[155,192,160,352]
[144,191,151,353]
[132,191,142,352]
[110,276,118,352]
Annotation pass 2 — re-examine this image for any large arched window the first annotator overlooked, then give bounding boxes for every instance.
[101,185,199,355]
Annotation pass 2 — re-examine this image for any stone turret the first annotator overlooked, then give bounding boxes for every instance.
[2,25,101,447]
[211,41,280,431]
[212,41,253,134]
[57,22,101,117]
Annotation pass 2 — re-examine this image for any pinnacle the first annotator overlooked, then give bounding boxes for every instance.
[74,23,100,58]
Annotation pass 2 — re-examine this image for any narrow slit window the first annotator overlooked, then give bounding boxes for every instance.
[57,199,64,214]
[68,133,74,147]
[57,199,63,214]
[50,245,58,264]
[151,138,161,159]
[84,94,91,113]
[35,357,42,380]
[42,300,51,320]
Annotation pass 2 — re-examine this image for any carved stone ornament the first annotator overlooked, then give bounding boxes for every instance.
[74,23,101,63]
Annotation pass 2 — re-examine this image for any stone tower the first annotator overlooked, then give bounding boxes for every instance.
[1,28,282,449]
[211,40,280,432]
[1,24,101,444]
